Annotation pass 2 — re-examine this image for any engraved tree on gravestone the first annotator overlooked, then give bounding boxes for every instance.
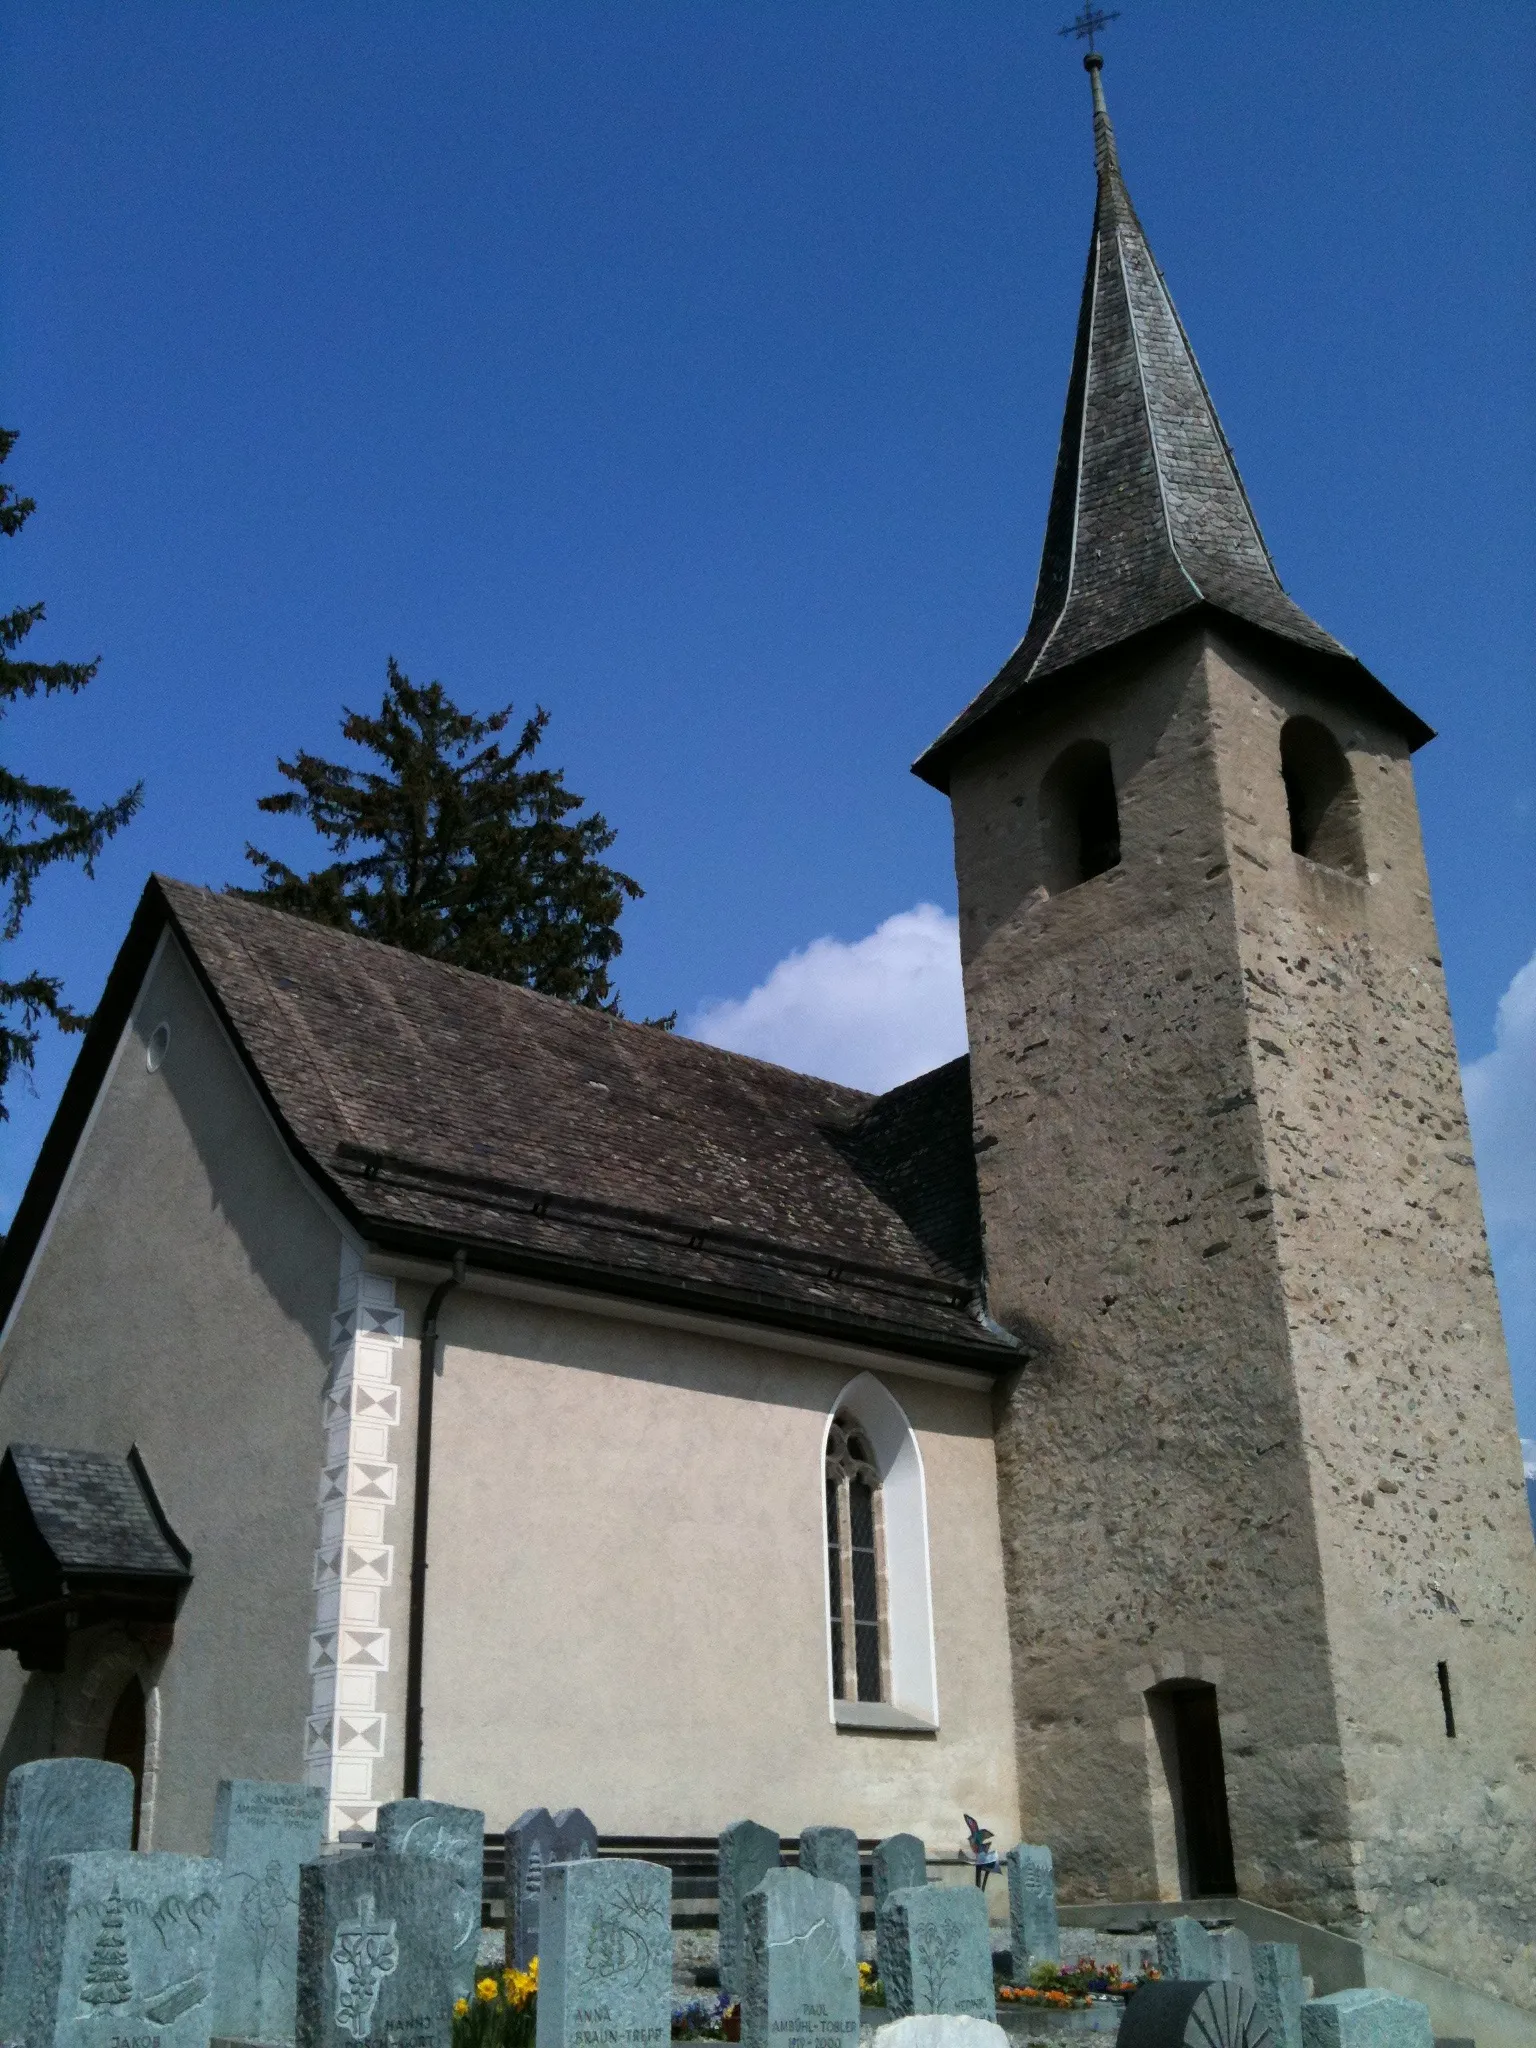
[330,1897,399,2040]
[78,1881,133,2011]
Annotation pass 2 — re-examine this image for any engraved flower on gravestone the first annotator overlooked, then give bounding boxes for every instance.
[78,1880,133,2011]
[584,1880,666,1987]
[330,1896,399,2040]
[912,1920,962,2012]
[239,1860,296,1988]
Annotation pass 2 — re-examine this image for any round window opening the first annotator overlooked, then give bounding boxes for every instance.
[146,1023,171,1073]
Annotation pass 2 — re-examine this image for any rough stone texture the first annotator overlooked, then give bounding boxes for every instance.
[210,1778,325,2045]
[1252,1943,1304,2048]
[717,1821,781,2002]
[1209,1929,1253,1989]
[870,2020,1006,2048]
[0,1757,135,2042]
[871,1839,927,1914]
[296,1849,458,2048]
[374,1798,484,2001]
[1003,1847,1059,1975]
[534,1857,671,2048]
[1299,1989,1432,2048]
[1155,1921,1214,1982]
[876,1886,993,2020]
[1118,1980,1261,2048]
[505,1809,558,1971]
[799,1830,861,1908]
[948,624,1536,2008]
[741,1868,859,2048]
[30,1850,222,2048]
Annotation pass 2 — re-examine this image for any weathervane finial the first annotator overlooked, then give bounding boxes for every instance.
[1058,6,1120,61]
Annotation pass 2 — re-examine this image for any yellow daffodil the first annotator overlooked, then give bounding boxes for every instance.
[476,1978,499,2003]
[454,1999,469,2019]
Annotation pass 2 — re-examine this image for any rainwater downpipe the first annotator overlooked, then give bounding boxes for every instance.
[403,1246,467,1799]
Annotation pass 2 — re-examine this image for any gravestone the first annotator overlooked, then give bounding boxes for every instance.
[871,2020,1006,2048]
[876,1885,993,2020]
[296,1843,459,2048]
[1253,1942,1305,2048]
[1119,1980,1263,2048]
[375,1797,484,2001]
[1210,1928,1254,1990]
[1003,1846,1059,1975]
[506,1808,559,1970]
[871,1837,927,1914]
[211,1778,325,2045]
[797,1829,860,1908]
[0,1756,135,2042]
[30,1850,222,2048]
[717,1820,781,2001]
[1156,1918,1216,1981]
[740,1867,859,2048]
[534,1856,671,2048]
[551,1809,597,1866]
[1299,1990,1433,2048]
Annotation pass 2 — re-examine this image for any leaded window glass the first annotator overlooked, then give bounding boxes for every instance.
[825,1414,887,1703]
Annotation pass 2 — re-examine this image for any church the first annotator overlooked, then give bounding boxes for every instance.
[0,52,1531,2022]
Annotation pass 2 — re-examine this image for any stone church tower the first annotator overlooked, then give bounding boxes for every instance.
[916,55,1536,2005]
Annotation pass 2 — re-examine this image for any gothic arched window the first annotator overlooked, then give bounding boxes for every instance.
[825,1413,886,1703]
[1040,739,1121,893]
[1280,717,1366,878]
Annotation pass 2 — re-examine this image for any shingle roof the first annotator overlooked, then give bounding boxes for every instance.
[152,882,1009,1368]
[915,56,1431,787]
[4,1445,191,1579]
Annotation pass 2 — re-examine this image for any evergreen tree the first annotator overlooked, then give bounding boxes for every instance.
[238,660,654,1014]
[79,1881,133,2009]
[1,429,142,1115]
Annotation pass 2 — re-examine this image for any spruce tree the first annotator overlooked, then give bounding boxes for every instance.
[238,660,653,1014]
[0,429,142,1113]
[79,1881,133,2009]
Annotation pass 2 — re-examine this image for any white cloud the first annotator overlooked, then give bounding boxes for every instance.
[1524,1439,1536,1483]
[1464,949,1536,1433]
[687,903,966,1095]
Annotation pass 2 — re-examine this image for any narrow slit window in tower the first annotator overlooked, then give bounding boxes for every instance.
[1148,1679,1237,1897]
[1040,739,1121,893]
[1280,716,1366,877]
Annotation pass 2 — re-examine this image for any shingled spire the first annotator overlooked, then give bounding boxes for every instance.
[915,53,1429,786]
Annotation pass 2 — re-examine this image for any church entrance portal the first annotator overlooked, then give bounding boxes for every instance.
[1149,1680,1236,1896]
[102,1676,146,1847]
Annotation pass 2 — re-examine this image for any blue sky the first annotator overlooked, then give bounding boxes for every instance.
[3,3,1533,1430]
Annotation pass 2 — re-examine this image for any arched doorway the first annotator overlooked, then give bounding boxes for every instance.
[102,1676,146,1847]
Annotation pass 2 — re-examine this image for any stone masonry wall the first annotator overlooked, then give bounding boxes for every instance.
[1204,631,1536,2010]
[949,630,1355,1920]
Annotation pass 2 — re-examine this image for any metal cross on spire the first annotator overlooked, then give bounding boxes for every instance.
[1057,6,1120,52]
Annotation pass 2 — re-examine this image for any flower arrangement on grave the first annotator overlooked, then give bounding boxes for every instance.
[452,1958,537,2048]
[857,1962,884,2007]
[669,1991,741,2040]
[996,1957,1159,2007]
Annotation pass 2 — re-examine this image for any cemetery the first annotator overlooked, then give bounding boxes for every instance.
[0,1759,1449,2048]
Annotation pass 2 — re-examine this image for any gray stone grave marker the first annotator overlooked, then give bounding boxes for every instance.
[0,1756,134,2043]
[871,2021,1006,2048]
[211,1778,325,2045]
[296,1846,458,2048]
[1119,1980,1262,2048]
[1210,1928,1254,1990]
[506,1808,558,1971]
[1253,1942,1304,2048]
[1299,1990,1432,2048]
[870,1838,926,1915]
[1002,1846,1059,1976]
[375,1797,484,2002]
[534,1856,671,2048]
[876,1885,993,2020]
[797,1830,860,1909]
[717,1820,780,2002]
[551,1811,597,1866]
[740,1867,859,2048]
[1155,1917,1216,1981]
[30,1850,222,2048]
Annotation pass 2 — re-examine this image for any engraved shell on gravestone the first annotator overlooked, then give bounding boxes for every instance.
[505,1811,558,1973]
[1001,1846,1059,1976]
[869,1839,926,1915]
[1118,1979,1269,2048]
[210,1779,326,2047]
[875,1886,993,2022]
[28,1851,222,2048]
[374,1799,485,2003]
[296,1843,458,2048]
[739,1867,859,2048]
[715,1821,780,2005]
[533,1856,671,2048]
[0,1758,135,2043]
